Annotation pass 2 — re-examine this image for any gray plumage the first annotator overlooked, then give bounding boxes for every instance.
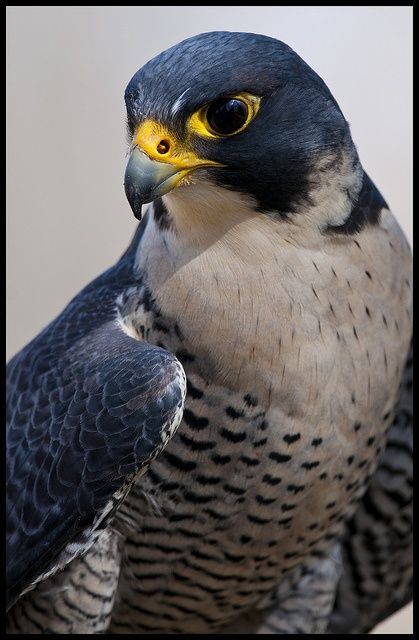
[7,31,412,634]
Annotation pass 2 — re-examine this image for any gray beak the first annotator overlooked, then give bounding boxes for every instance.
[124,148,181,220]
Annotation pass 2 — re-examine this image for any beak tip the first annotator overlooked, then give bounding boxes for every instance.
[124,181,144,220]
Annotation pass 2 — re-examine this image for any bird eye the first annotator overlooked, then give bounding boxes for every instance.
[206,98,249,136]
[189,93,260,139]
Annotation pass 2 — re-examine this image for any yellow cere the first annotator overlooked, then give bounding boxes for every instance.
[134,119,222,171]
[188,92,261,139]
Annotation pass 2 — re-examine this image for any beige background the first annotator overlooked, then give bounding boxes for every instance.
[6,6,412,633]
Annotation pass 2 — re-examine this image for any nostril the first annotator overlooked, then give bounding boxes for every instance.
[156,139,170,155]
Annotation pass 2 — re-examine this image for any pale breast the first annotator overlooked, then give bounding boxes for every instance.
[110,206,412,632]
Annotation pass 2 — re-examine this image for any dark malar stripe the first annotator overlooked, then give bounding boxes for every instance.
[324,172,386,235]
[153,197,172,231]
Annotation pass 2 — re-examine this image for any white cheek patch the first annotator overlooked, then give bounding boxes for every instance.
[170,88,191,116]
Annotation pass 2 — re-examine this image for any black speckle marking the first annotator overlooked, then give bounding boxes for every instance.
[153,319,169,333]
[365,270,372,280]
[240,455,259,467]
[196,474,220,486]
[148,468,179,492]
[211,453,231,465]
[226,406,245,420]
[219,427,246,443]
[301,461,320,470]
[174,322,184,341]
[204,508,229,521]
[287,483,305,495]
[308,523,319,530]
[319,473,328,480]
[365,306,371,318]
[351,392,356,405]
[354,422,362,432]
[367,436,376,446]
[183,409,209,431]
[224,551,246,563]
[278,517,293,526]
[256,495,277,505]
[248,514,272,525]
[163,451,197,472]
[223,484,246,496]
[334,473,344,480]
[347,456,354,466]
[281,503,296,512]
[324,533,337,541]
[259,420,269,431]
[187,379,203,399]
[240,535,252,544]
[269,451,292,463]
[179,434,216,451]
[184,490,215,505]
[283,433,301,445]
[263,474,282,486]
[383,411,391,421]
[326,501,336,510]
[353,326,359,340]
[311,437,323,447]
[176,349,195,362]
[244,394,258,407]
[253,437,268,448]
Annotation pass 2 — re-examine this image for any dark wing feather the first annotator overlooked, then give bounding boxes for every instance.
[328,339,412,633]
[6,222,185,609]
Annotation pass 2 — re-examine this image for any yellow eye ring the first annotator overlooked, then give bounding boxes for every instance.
[188,92,261,139]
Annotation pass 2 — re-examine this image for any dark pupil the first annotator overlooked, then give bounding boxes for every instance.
[207,98,248,135]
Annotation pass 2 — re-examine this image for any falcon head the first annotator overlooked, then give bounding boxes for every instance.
[124,31,365,233]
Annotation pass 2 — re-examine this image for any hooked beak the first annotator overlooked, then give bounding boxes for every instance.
[124,119,223,220]
[124,148,186,220]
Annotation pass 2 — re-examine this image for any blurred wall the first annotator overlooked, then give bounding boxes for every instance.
[6,7,412,632]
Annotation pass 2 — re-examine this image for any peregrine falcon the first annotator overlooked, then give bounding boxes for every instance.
[7,32,412,634]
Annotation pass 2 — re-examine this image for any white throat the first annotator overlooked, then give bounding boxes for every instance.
[133,182,346,409]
